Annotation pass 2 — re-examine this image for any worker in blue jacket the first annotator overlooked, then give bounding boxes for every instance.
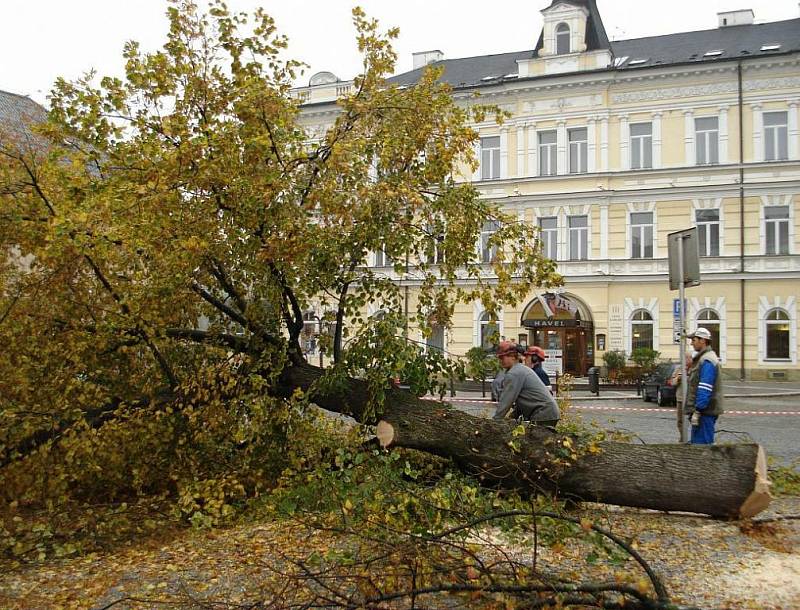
[684,327,725,444]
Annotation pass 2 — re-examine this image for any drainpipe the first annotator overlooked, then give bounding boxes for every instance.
[738,61,746,381]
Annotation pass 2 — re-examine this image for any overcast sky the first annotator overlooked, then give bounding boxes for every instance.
[2,0,798,105]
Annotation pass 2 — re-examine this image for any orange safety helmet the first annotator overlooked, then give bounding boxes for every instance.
[496,340,518,357]
[525,345,547,361]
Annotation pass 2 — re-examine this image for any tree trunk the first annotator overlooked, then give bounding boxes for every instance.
[285,362,771,518]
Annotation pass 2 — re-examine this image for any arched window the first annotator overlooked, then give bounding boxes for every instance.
[480,312,499,349]
[765,308,791,360]
[555,23,571,55]
[696,309,721,351]
[631,309,654,351]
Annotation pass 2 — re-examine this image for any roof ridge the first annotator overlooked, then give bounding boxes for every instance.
[611,17,800,45]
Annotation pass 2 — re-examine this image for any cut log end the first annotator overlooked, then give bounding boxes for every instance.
[376,420,395,448]
[739,445,772,518]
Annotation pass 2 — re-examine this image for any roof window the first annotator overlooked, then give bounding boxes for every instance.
[504,73,518,79]
[613,56,629,67]
[481,75,499,81]
[628,58,649,66]
[760,44,782,52]
[704,50,724,57]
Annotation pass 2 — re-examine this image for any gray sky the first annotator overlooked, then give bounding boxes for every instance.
[2,0,798,105]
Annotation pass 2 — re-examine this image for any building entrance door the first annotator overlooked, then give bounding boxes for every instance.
[522,294,594,377]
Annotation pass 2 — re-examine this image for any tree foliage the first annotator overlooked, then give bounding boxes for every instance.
[0,0,559,543]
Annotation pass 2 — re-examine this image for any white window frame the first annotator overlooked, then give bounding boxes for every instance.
[695,116,719,165]
[764,308,792,361]
[555,22,571,55]
[568,214,588,261]
[480,136,501,180]
[568,127,588,174]
[695,208,721,257]
[477,310,501,349]
[764,205,790,256]
[630,309,655,352]
[480,220,499,263]
[763,111,788,162]
[538,130,558,176]
[630,122,653,169]
[374,247,391,268]
[630,211,654,259]
[758,297,797,365]
[539,216,558,260]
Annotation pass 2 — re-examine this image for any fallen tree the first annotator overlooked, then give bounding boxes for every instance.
[0,1,769,526]
[285,362,772,518]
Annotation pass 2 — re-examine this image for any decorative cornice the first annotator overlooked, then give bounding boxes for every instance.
[612,76,800,104]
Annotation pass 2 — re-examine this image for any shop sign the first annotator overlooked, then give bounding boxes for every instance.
[543,349,563,376]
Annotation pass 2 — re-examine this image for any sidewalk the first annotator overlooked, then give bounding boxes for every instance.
[438,379,800,402]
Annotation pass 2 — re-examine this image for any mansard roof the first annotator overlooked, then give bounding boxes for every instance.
[533,0,611,55]
[610,18,800,68]
[388,17,800,90]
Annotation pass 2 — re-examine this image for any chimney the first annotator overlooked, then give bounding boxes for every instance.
[412,50,444,70]
[717,9,754,27]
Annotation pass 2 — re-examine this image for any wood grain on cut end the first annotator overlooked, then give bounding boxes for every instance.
[739,445,772,518]
[376,421,395,448]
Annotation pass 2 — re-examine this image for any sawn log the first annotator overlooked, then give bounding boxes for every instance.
[285,362,771,518]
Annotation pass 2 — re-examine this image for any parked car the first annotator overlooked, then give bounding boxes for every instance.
[641,362,680,406]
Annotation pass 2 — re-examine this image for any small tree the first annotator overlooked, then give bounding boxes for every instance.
[602,350,626,381]
[465,347,498,397]
[631,347,660,374]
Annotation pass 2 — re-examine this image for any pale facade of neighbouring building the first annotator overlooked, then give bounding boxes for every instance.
[296,1,800,380]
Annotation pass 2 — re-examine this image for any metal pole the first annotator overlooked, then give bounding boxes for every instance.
[678,237,688,442]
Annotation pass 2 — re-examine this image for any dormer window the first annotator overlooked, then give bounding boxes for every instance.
[555,23,571,55]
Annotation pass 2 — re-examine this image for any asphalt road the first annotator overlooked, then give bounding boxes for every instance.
[441,389,800,466]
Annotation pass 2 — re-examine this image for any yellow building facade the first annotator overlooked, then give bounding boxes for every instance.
[297,1,800,380]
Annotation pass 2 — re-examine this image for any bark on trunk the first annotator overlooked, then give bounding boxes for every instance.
[286,362,771,518]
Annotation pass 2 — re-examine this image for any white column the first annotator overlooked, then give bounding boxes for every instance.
[718,106,729,164]
[516,124,526,177]
[620,115,630,170]
[587,117,597,173]
[599,203,609,259]
[684,110,695,166]
[527,123,538,177]
[789,101,799,160]
[652,112,663,169]
[500,127,509,179]
[600,116,609,171]
[557,120,567,175]
[752,103,763,163]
